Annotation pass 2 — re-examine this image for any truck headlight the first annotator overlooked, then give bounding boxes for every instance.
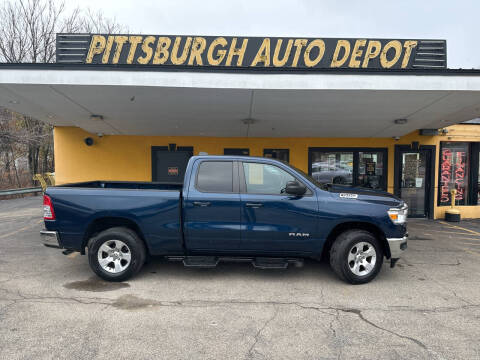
[388,204,408,224]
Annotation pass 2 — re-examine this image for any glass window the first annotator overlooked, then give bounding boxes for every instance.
[224,148,249,156]
[358,152,384,190]
[309,149,387,190]
[439,142,469,206]
[243,163,295,195]
[196,161,233,193]
[401,152,428,216]
[310,151,354,185]
[264,149,289,162]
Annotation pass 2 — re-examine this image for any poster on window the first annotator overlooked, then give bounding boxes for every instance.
[365,160,376,176]
[439,143,469,206]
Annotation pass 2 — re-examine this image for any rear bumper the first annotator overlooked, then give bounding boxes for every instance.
[387,235,408,258]
[40,230,62,248]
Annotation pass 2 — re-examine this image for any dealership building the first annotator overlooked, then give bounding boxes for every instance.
[1,33,480,219]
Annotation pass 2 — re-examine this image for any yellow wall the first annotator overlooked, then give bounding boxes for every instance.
[53,125,480,219]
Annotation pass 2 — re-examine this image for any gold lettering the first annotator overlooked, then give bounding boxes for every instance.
[362,40,381,68]
[111,36,128,64]
[85,35,106,63]
[207,37,228,66]
[126,36,143,64]
[251,38,271,66]
[188,37,207,65]
[153,37,171,64]
[291,39,307,67]
[304,39,325,67]
[380,40,402,68]
[349,39,366,68]
[171,37,192,65]
[401,40,418,68]
[273,39,293,67]
[137,36,155,64]
[226,38,248,66]
[331,40,351,67]
[102,36,114,63]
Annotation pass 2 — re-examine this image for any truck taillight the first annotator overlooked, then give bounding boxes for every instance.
[43,195,55,220]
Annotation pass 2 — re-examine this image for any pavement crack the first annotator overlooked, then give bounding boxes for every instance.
[339,308,427,349]
[329,309,344,360]
[246,306,279,359]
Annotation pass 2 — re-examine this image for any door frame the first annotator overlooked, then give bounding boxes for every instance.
[151,145,194,182]
[394,144,436,219]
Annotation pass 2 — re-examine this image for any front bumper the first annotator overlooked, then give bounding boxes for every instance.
[40,230,62,248]
[387,235,408,258]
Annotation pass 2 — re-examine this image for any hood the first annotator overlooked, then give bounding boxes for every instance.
[325,184,403,207]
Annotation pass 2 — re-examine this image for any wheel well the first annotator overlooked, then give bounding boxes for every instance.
[324,222,391,259]
[82,217,148,255]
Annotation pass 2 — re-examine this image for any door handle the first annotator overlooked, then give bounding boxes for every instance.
[246,203,263,208]
[193,201,211,207]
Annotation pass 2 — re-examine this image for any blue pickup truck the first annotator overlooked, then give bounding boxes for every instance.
[41,156,407,284]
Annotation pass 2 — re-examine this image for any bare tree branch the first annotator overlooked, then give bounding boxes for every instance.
[0,0,128,188]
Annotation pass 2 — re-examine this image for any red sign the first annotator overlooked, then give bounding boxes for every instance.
[454,151,466,201]
[168,167,179,176]
[440,149,452,204]
[440,148,467,205]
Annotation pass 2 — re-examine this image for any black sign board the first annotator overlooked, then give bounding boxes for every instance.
[56,34,447,70]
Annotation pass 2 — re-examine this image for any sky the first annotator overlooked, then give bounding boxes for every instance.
[71,0,478,69]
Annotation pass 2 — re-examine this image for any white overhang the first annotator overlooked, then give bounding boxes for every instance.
[1,67,480,137]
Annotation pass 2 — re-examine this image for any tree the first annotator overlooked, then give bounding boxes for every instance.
[0,0,127,63]
[0,0,127,188]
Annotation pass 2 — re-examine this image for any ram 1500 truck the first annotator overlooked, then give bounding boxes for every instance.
[41,156,407,284]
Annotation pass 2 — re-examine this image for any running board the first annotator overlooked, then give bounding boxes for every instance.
[183,256,218,268]
[166,256,304,269]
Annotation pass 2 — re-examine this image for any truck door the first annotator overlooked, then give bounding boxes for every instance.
[183,160,241,252]
[239,161,318,254]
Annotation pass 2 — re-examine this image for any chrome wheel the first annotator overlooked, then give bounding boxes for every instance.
[347,241,377,276]
[97,240,131,274]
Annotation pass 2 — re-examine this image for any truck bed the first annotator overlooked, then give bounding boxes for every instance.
[45,181,183,255]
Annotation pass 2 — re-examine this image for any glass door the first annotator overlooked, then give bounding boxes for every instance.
[399,150,430,217]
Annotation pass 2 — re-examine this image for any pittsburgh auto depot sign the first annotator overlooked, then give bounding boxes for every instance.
[56,34,446,70]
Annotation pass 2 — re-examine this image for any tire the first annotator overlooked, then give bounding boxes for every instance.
[329,229,383,284]
[333,176,346,185]
[87,227,146,282]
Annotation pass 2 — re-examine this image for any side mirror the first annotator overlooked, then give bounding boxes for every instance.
[285,180,307,196]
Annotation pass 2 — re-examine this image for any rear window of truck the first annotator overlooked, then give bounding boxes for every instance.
[196,161,233,193]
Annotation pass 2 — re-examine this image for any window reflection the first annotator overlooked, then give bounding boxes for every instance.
[358,152,384,190]
[311,152,353,185]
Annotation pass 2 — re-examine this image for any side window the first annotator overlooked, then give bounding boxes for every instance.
[196,161,233,193]
[243,162,296,195]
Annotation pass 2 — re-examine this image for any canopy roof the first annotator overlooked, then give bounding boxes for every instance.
[1,65,480,138]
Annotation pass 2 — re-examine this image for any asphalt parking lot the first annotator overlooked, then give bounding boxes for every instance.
[0,196,479,359]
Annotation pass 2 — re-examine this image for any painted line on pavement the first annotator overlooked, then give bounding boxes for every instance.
[463,248,480,256]
[454,237,480,242]
[414,229,478,236]
[438,221,480,236]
